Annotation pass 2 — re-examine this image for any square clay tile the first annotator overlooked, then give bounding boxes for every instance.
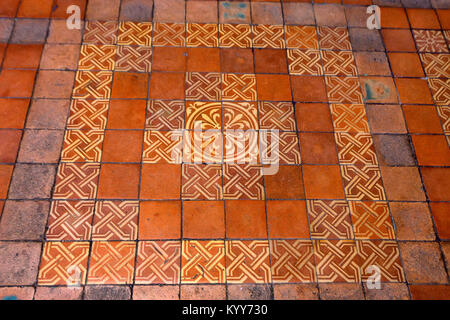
[186,1,218,24]
[407,8,440,29]
[291,76,327,102]
[8,164,56,200]
[0,287,34,300]
[47,20,83,44]
[395,78,433,104]
[34,286,82,300]
[3,44,43,69]
[61,130,104,162]
[34,70,75,99]
[0,165,13,199]
[40,44,81,70]
[0,19,14,42]
[186,23,219,47]
[97,163,140,199]
[420,53,450,78]
[87,241,136,285]
[421,167,450,201]
[219,24,252,49]
[226,240,272,283]
[72,71,113,100]
[348,28,385,52]
[0,130,21,163]
[265,165,305,199]
[273,284,319,300]
[84,285,131,300]
[223,101,258,130]
[149,72,185,100]
[222,73,257,101]
[270,240,316,283]
[313,4,347,27]
[17,129,64,163]
[382,29,416,52]
[181,240,226,284]
[185,101,221,130]
[390,202,436,241]
[413,30,448,53]
[400,242,447,284]
[66,99,109,130]
[322,51,358,76]
[256,74,291,101]
[354,52,391,77]
[107,100,146,130]
[410,285,450,300]
[222,130,259,164]
[111,72,149,99]
[135,241,181,284]
[380,166,426,201]
[180,285,225,300]
[430,202,450,239]
[225,200,267,239]
[389,53,425,77]
[373,134,416,166]
[183,201,225,239]
[412,135,450,166]
[300,132,338,164]
[307,200,354,239]
[220,48,254,73]
[0,242,41,285]
[141,164,181,199]
[83,21,118,45]
[317,27,351,51]
[344,6,368,28]
[329,104,370,133]
[38,242,89,286]
[0,0,20,17]
[325,76,364,104]
[254,49,287,74]
[53,163,100,200]
[295,103,334,132]
[17,0,52,18]
[187,48,220,72]
[341,164,386,201]
[349,201,395,239]
[143,131,183,164]
[146,100,185,130]
[153,23,185,47]
[366,104,406,134]
[139,201,181,239]
[303,165,345,199]
[46,200,95,241]
[380,7,409,28]
[86,0,120,21]
[154,0,185,23]
[11,19,48,44]
[437,9,450,29]
[118,22,152,46]
[252,25,285,49]
[223,164,264,200]
[0,98,29,129]
[403,104,444,134]
[78,45,116,71]
[334,132,377,166]
[287,49,323,76]
[251,2,283,25]
[258,101,296,131]
[182,164,222,200]
[0,70,36,98]
[267,200,310,238]
[283,3,315,25]
[120,0,153,22]
[186,72,222,101]
[285,26,318,50]
[219,1,250,24]
[102,130,143,163]
[52,0,87,19]
[227,284,272,300]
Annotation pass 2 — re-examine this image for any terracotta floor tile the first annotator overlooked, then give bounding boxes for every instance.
[363,283,410,300]
[180,285,225,300]
[291,76,327,102]
[251,2,283,25]
[430,202,450,239]
[181,240,226,284]
[285,26,318,50]
[366,104,406,134]
[254,48,287,74]
[53,163,100,200]
[373,134,415,166]
[410,285,450,300]
[226,200,267,238]
[8,164,56,200]
[300,132,338,164]
[102,130,143,163]
[66,100,108,130]
[92,201,139,240]
[112,72,148,99]
[107,100,146,129]
[380,7,409,28]
[61,130,104,163]
[135,241,181,284]
[3,44,43,69]
[17,0,53,18]
[340,164,386,201]
[227,284,273,300]
[395,78,434,104]
[420,167,450,201]
[265,165,304,199]
[17,129,64,163]
[403,105,443,134]
[152,47,186,72]
[34,286,83,300]
[283,3,315,26]
[187,48,220,72]
[87,241,136,284]
[149,72,185,100]
[84,285,131,300]
[256,74,291,101]
[296,103,334,132]
[223,164,264,200]
[72,71,113,100]
[0,70,36,98]
[141,164,181,199]
[307,200,354,239]
[350,201,395,239]
[38,242,89,286]
[274,283,319,300]
[186,1,218,24]
[0,242,41,286]
[219,24,252,49]
[186,72,221,101]
[153,23,185,47]
[48,20,83,44]
[40,44,80,70]
[389,52,425,77]
[360,76,398,104]
[303,165,345,199]
[133,285,179,300]
[146,100,185,130]
[0,287,34,300]
[154,0,185,23]
[139,201,181,239]
[407,8,441,29]
[267,200,309,238]
[0,130,21,163]
[412,134,450,166]
[226,240,272,283]
[437,9,450,29]
[52,0,86,19]
[183,201,225,239]
[118,22,152,46]
[97,163,140,199]
[219,2,250,24]
[390,202,436,241]
[0,0,20,17]
[35,70,75,99]
[382,29,416,52]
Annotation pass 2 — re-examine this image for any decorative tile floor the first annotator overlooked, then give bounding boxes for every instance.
[0,0,449,300]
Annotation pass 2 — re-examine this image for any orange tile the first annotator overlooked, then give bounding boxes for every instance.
[220,48,254,73]
[0,165,13,198]
[3,44,43,69]
[380,7,409,28]
[0,70,36,98]
[412,135,450,166]
[107,100,146,129]
[187,47,220,72]
[407,9,440,30]
[0,0,20,17]
[437,10,450,29]
[295,103,333,132]
[267,200,309,238]
[430,202,450,239]
[97,163,140,199]
[101,130,143,163]
[0,130,21,163]
[149,72,185,100]
[256,74,291,101]
[302,165,345,199]
[226,200,267,239]
[410,285,450,300]
[300,133,338,164]
[421,167,450,201]
[183,201,225,239]
[254,49,288,74]
[403,105,443,134]
[139,201,181,239]
[0,99,29,129]
[388,53,424,78]
[152,47,187,72]
[52,0,87,19]
[382,29,416,52]
[395,78,433,105]
[111,72,148,99]
[17,0,53,18]
[291,76,327,102]
[265,165,305,199]
[141,164,181,199]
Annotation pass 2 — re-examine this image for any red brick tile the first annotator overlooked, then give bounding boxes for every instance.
[267,200,309,238]
[153,47,187,72]
[34,70,75,99]
[256,74,291,101]
[102,130,143,163]
[186,1,218,23]
[86,0,120,21]
[300,133,338,164]
[254,49,287,74]
[17,130,64,163]
[421,167,450,202]
[226,200,267,239]
[139,201,181,239]
[183,201,225,238]
[354,52,391,76]
[274,284,319,300]
[430,202,450,239]
[0,0,20,17]
[390,202,435,241]
[319,283,364,299]
[437,9,450,29]
[303,165,345,199]
[133,285,179,300]
[381,167,426,201]
[0,130,21,163]
[389,53,424,77]
[34,287,83,300]
[227,284,272,300]
[141,164,181,199]
[180,285,225,300]
[3,44,43,69]
[97,164,140,199]
[366,104,406,134]
[112,72,149,99]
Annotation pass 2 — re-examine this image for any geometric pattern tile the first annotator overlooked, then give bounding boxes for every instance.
[349,201,395,240]
[277,132,301,164]
[72,71,113,100]
[437,106,450,135]
[340,164,386,201]
[153,23,185,47]
[115,46,152,72]
[46,200,95,241]
[334,132,378,166]
[185,101,222,130]
[222,74,257,101]
[226,240,272,284]
[252,25,285,49]
[183,131,222,164]
[186,72,222,101]
[78,45,116,71]
[428,78,450,106]
[182,164,223,200]
[38,242,90,286]
[66,99,109,130]
[307,200,354,239]
[186,23,218,47]
[270,239,316,283]
[87,241,136,284]
[61,130,104,162]
[146,100,185,130]
[83,21,118,45]
[287,49,323,75]
[322,50,357,76]
[285,26,318,49]
[318,27,352,51]
[135,241,181,284]
[223,130,259,164]
[330,104,370,133]
[223,101,259,130]
[219,24,252,48]
[420,53,450,78]
[181,240,226,284]
[118,22,152,46]
[223,164,264,200]
[92,201,139,241]
[326,77,364,104]
[53,163,101,199]
[258,101,296,131]
[413,29,449,53]
[143,130,183,164]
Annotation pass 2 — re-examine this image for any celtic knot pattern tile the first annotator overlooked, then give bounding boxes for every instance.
[258,102,296,131]
[322,51,357,76]
[115,46,152,72]
[287,49,323,75]
[420,53,450,78]
[335,132,378,166]
[72,71,113,100]
[153,23,185,47]
[437,106,450,135]
[326,77,364,104]
[146,100,185,130]
[285,26,318,49]
[349,201,395,240]
[53,163,100,199]
[186,72,222,101]
[428,78,450,106]
[222,74,257,101]
[182,164,223,200]
[330,104,370,133]
[118,22,152,46]
[67,99,109,130]
[83,21,118,45]
[223,164,264,200]
[340,164,386,201]
[187,23,219,47]
[307,200,354,239]
[78,45,116,71]
[143,131,183,164]
[135,241,181,284]
[219,24,252,48]
[61,130,104,162]
[252,25,285,49]
[318,27,352,51]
